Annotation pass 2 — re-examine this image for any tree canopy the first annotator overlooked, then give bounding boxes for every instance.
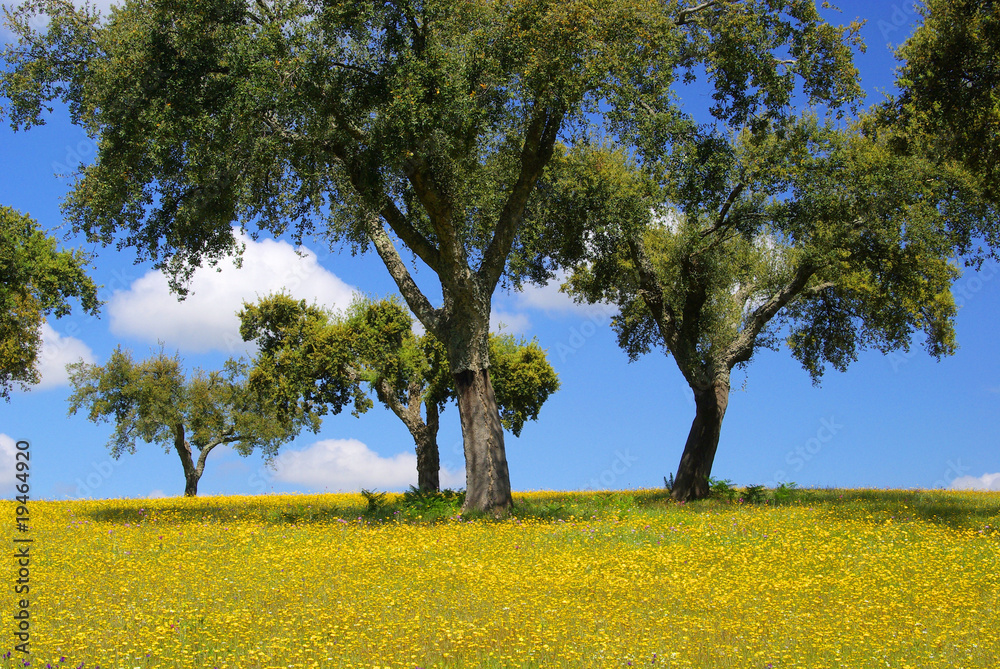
[548,107,995,499]
[67,347,317,496]
[0,205,99,400]
[240,293,560,491]
[3,0,868,511]
[878,0,1000,205]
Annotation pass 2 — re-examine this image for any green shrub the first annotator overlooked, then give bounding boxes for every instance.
[360,488,388,513]
[772,481,799,505]
[709,477,738,503]
[401,486,466,516]
[742,484,767,504]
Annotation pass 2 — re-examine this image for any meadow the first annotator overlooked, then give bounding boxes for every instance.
[3,488,998,669]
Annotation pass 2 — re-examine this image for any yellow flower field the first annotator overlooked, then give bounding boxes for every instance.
[3,490,998,668]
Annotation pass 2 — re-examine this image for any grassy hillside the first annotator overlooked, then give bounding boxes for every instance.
[4,488,998,668]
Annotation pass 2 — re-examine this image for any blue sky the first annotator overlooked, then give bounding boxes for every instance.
[1,0,998,500]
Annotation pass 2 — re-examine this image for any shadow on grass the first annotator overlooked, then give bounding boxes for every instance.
[797,488,1000,533]
[82,499,370,526]
[78,487,1000,533]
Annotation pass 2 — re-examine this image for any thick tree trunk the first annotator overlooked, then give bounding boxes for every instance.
[671,377,731,502]
[454,368,512,515]
[172,424,201,497]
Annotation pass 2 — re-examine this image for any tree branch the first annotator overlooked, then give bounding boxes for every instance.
[478,107,565,291]
[195,439,226,479]
[375,378,427,438]
[627,235,680,349]
[726,261,819,366]
[676,1,720,26]
[400,156,461,268]
[261,112,307,143]
[733,280,758,308]
[701,182,746,238]
[375,378,408,424]
[363,216,442,334]
[380,197,442,274]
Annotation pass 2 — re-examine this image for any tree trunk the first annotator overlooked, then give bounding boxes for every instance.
[454,368,512,515]
[380,379,443,493]
[671,376,731,502]
[414,402,441,492]
[172,423,201,497]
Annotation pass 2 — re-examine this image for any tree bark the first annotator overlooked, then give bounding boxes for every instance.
[671,376,731,502]
[173,423,201,497]
[414,426,441,493]
[414,400,441,492]
[377,379,443,493]
[454,368,512,515]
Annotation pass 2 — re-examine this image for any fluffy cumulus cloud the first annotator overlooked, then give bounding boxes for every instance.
[109,232,357,353]
[267,438,464,491]
[950,473,1000,492]
[0,434,18,495]
[31,321,95,390]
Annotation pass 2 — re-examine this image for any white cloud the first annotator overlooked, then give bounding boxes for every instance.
[512,271,618,320]
[651,208,683,233]
[147,489,166,499]
[413,309,531,337]
[950,473,1000,492]
[269,438,465,491]
[490,310,531,335]
[109,231,357,353]
[0,435,16,495]
[33,321,95,390]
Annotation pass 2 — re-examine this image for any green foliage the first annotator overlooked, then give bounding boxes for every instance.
[881,0,1000,210]
[66,345,316,492]
[400,486,466,517]
[240,294,374,422]
[0,0,670,300]
[708,477,738,503]
[0,206,99,400]
[360,489,389,514]
[240,292,559,439]
[772,481,799,505]
[741,485,767,505]
[489,333,560,436]
[664,474,674,493]
[560,115,978,386]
